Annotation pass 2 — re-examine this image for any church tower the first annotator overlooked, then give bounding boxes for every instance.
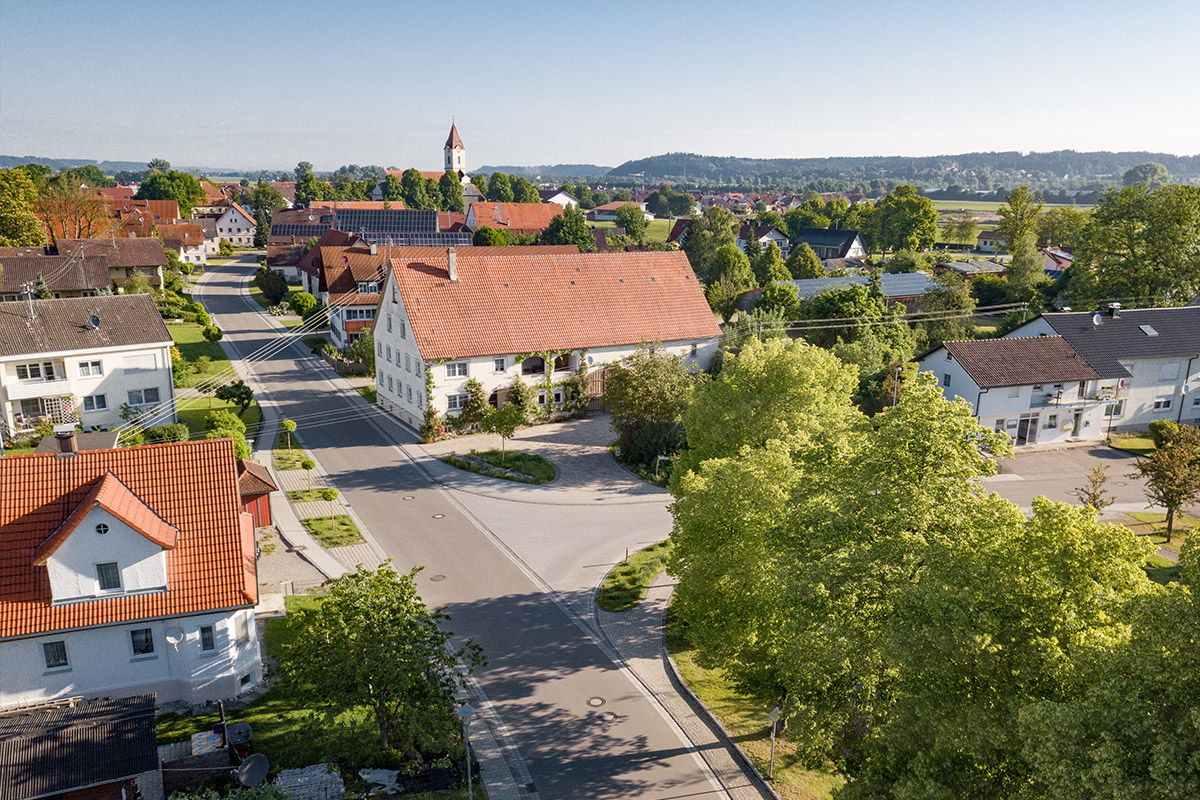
[444,122,465,174]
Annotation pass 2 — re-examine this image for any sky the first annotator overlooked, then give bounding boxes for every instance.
[2,0,1198,173]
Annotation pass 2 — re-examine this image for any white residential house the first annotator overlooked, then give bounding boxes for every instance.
[736,223,792,257]
[590,201,653,222]
[915,335,1130,445]
[538,189,579,208]
[0,295,176,435]
[371,247,723,431]
[1003,304,1200,432]
[215,203,257,247]
[159,223,208,266]
[0,437,264,709]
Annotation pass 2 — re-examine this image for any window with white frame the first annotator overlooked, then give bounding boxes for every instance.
[407,385,413,403]
[405,354,411,372]
[126,388,160,406]
[16,362,55,381]
[82,394,107,412]
[387,375,393,392]
[447,362,467,378]
[200,625,216,652]
[377,340,383,356]
[447,394,467,411]
[385,345,392,363]
[392,286,398,303]
[1153,397,1172,411]
[415,359,422,374]
[400,320,406,339]
[1105,400,1125,417]
[494,357,506,372]
[96,562,121,591]
[78,360,103,377]
[130,628,155,656]
[537,392,547,406]
[553,389,563,404]
[356,281,378,294]
[345,308,374,320]
[387,315,392,332]
[43,640,69,670]
[1193,395,1200,408]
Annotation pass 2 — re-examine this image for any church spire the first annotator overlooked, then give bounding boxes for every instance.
[445,122,464,150]
[444,122,465,173]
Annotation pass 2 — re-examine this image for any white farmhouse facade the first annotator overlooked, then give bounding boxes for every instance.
[372,247,723,431]
[0,438,263,709]
[1005,305,1200,432]
[916,335,1129,446]
[215,203,257,247]
[0,295,175,434]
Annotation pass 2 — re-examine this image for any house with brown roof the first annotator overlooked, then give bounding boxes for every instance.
[0,438,262,709]
[294,228,364,296]
[915,335,1131,445]
[158,223,207,265]
[371,247,722,430]
[316,243,388,348]
[0,294,175,434]
[55,238,168,290]
[0,254,111,300]
[213,202,256,247]
[464,202,563,237]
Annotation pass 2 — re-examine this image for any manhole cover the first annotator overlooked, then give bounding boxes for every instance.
[403,495,414,501]
[586,696,605,707]
[599,711,618,723]
[432,513,445,519]
[430,575,446,582]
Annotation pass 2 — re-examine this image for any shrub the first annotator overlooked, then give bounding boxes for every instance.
[1148,419,1180,448]
[253,267,288,305]
[459,378,487,427]
[194,355,211,374]
[506,375,534,421]
[144,423,189,443]
[204,409,246,435]
[289,291,317,318]
[218,239,234,256]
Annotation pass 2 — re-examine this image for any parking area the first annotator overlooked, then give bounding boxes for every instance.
[985,443,1153,513]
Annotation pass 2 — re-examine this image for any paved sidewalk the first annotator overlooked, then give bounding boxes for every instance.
[597,572,777,800]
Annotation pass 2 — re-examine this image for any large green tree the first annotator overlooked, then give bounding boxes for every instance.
[400,168,435,210]
[135,169,205,216]
[705,243,754,287]
[1132,423,1200,543]
[280,564,484,752]
[0,168,48,246]
[437,170,465,213]
[1123,161,1170,188]
[614,203,648,244]
[605,345,698,470]
[540,204,593,251]
[1035,205,1088,247]
[1072,184,1200,305]
[997,185,1045,250]
[682,204,737,282]
[785,242,824,279]
[486,172,514,202]
[249,180,286,216]
[875,185,938,253]
[1005,230,1048,299]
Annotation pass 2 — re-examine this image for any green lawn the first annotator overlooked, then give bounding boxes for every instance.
[666,610,843,799]
[1144,553,1182,585]
[598,540,674,612]
[1123,510,1196,552]
[286,489,325,502]
[1109,432,1155,456]
[168,322,232,388]
[357,385,377,403]
[249,283,299,310]
[281,316,305,329]
[590,217,671,243]
[274,430,308,470]
[441,450,556,484]
[300,514,365,548]
[931,199,1092,214]
[174,401,262,443]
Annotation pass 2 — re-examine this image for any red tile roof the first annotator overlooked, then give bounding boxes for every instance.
[295,229,363,279]
[387,248,722,360]
[468,202,563,234]
[32,472,179,565]
[97,186,135,201]
[236,460,277,497]
[319,245,386,304]
[0,439,257,639]
[446,122,464,149]
[438,212,468,232]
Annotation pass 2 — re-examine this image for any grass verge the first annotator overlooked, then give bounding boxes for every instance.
[1109,431,1155,456]
[286,489,325,502]
[440,450,556,484]
[357,385,377,403]
[666,610,844,799]
[175,401,262,445]
[274,430,308,470]
[1123,510,1195,551]
[598,540,674,612]
[300,514,365,548]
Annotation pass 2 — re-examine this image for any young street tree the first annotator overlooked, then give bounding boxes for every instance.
[281,419,297,451]
[1132,423,1200,543]
[302,457,316,490]
[280,564,485,752]
[481,402,523,464]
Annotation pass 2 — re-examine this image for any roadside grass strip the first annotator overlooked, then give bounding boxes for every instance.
[597,540,674,612]
[440,449,556,484]
[300,514,365,548]
[274,430,308,470]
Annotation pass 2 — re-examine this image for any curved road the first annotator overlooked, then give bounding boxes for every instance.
[196,258,729,800]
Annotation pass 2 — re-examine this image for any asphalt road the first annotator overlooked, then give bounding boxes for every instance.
[196,258,725,800]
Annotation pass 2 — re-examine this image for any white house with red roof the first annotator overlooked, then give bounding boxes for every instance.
[371,247,722,430]
[214,202,256,247]
[0,437,263,709]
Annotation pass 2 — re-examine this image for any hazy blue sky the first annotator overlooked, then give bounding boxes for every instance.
[2,0,1197,172]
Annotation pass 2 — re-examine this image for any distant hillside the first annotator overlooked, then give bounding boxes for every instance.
[0,155,246,176]
[476,164,612,180]
[609,150,1200,191]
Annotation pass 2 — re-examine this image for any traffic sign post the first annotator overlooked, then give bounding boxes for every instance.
[767,706,782,779]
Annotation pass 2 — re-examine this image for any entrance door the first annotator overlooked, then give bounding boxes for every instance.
[1072,411,1083,436]
[1016,413,1040,445]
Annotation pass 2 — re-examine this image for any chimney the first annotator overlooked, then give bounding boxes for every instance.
[55,431,78,455]
[370,243,377,256]
[1108,302,1122,318]
[447,248,458,282]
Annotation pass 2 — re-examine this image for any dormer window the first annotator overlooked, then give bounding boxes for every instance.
[96,562,121,592]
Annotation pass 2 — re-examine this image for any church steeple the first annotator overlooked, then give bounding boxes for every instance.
[444,122,465,173]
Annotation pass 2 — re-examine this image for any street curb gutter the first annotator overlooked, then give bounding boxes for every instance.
[662,648,784,800]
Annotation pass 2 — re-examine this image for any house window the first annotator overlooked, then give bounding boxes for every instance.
[552,354,571,372]
[407,385,413,403]
[415,359,422,374]
[16,362,54,381]
[43,641,69,670]
[78,360,103,377]
[400,321,406,339]
[385,345,391,362]
[537,392,547,406]
[392,286,398,304]
[356,281,378,294]
[522,356,545,375]
[387,375,393,392]
[994,419,1006,432]
[126,388,160,406]
[494,357,506,372]
[405,354,412,372]
[553,389,563,404]
[1153,397,1172,411]
[234,613,249,644]
[942,374,952,387]
[1105,400,1125,417]
[945,351,953,361]
[1046,414,1058,428]
[96,562,121,591]
[387,315,393,332]
[130,628,155,656]
[447,394,467,411]
[200,626,216,652]
[83,394,107,412]
[378,340,383,356]
[447,361,468,378]
[95,523,109,536]
[1193,396,1200,408]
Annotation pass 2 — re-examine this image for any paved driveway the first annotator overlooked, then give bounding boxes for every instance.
[985,444,1156,514]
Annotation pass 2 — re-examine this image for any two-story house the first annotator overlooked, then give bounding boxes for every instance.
[318,243,387,349]
[790,227,869,260]
[916,335,1130,445]
[55,238,169,292]
[0,295,176,435]
[736,223,791,257]
[159,223,207,266]
[214,203,256,247]
[371,247,722,430]
[0,254,111,300]
[1003,304,1200,431]
[0,437,263,708]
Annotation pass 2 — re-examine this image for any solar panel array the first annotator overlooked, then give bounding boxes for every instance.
[357,231,474,247]
[271,223,331,239]
[334,209,439,235]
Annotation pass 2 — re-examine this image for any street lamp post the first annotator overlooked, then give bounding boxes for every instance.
[456,704,477,800]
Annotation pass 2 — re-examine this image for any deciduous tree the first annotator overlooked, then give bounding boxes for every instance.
[614,203,648,244]
[785,241,824,279]
[437,170,465,213]
[606,345,698,470]
[1132,423,1200,542]
[540,204,593,251]
[1123,161,1170,188]
[875,185,938,252]
[0,167,47,246]
[135,170,205,217]
[997,185,1045,249]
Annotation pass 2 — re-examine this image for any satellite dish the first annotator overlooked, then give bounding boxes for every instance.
[1092,313,1103,327]
[89,314,101,330]
[165,627,184,648]
[237,753,270,787]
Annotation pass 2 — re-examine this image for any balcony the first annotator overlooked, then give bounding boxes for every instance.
[6,377,73,401]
